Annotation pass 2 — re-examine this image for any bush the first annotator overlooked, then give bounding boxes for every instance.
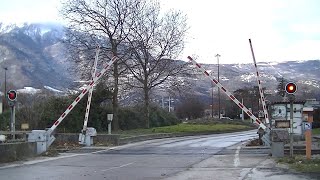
[117,105,180,130]
[118,107,144,130]
[175,96,206,119]
[149,106,180,127]
[0,111,11,131]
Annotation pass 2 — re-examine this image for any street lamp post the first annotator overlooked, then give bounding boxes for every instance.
[211,80,214,118]
[215,54,221,119]
[3,67,8,112]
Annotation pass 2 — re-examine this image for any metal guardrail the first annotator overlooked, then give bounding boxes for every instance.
[0,131,31,142]
[0,131,31,134]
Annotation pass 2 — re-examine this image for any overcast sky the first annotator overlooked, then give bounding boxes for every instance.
[1,0,320,64]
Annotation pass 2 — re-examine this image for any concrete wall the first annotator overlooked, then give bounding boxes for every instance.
[95,134,120,145]
[0,142,36,163]
[54,133,79,143]
[53,133,173,146]
[54,133,121,146]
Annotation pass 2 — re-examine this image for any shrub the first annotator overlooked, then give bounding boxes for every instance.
[0,111,11,131]
[118,107,145,130]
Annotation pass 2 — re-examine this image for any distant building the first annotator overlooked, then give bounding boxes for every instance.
[304,99,320,108]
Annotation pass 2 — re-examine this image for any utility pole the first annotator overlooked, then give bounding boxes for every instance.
[161,96,164,108]
[3,67,8,112]
[168,96,171,112]
[211,72,214,118]
[215,54,221,119]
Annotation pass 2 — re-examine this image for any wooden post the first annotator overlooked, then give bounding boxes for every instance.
[303,107,313,160]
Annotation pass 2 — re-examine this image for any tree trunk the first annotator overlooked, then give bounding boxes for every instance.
[112,47,119,131]
[144,82,150,129]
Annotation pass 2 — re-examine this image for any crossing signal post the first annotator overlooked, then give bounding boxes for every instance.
[7,90,17,140]
[285,82,297,157]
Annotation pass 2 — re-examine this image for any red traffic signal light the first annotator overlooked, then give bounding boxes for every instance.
[285,82,297,94]
[7,90,17,101]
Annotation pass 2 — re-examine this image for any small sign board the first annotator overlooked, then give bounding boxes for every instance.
[107,114,113,121]
[275,120,290,128]
[21,123,29,130]
[303,122,312,130]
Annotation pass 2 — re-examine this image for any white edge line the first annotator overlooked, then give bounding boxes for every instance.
[0,154,87,169]
[234,146,241,167]
[101,162,134,172]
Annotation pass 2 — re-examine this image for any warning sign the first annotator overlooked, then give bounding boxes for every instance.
[303,122,312,130]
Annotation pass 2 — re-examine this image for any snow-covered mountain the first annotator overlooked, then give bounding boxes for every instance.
[193,60,320,104]
[0,23,73,90]
[0,23,319,102]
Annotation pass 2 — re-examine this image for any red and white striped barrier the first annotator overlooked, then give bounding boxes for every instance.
[249,39,270,125]
[82,46,100,133]
[187,56,267,130]
[49,55,118,133]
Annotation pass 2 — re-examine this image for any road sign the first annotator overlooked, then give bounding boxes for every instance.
[303,122,312,130]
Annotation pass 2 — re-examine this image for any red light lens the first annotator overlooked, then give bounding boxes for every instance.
[9,92,15,99]
[285,83,297,94]
[7,90,17,101]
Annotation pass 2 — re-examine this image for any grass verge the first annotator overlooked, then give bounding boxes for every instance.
[277,155,320,173]
[115,123,252,137]
[313,128,320,135]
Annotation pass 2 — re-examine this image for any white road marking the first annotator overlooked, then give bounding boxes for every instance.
[101,162,134,171]
[0,153,88,169]
[234,146,241,167]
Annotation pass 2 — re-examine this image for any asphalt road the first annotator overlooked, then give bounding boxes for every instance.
[0,130,315,180]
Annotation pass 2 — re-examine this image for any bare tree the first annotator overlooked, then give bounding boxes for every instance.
[125,1,188,128]
[61,0,140,130]
[15,92,50,130]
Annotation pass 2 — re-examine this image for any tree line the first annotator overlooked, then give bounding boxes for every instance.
[0,83,180,132]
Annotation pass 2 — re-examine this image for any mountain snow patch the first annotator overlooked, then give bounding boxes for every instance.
[44,86,63,93]
[302,80,320,88]
[240,73,255,82]
[17,87,41,94]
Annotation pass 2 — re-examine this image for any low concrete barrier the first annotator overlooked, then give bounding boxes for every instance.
[95,134,120,145]
[54,133,121,146]
[53,133,174,146]
[54,133,79,144]
[0,142,36,163]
